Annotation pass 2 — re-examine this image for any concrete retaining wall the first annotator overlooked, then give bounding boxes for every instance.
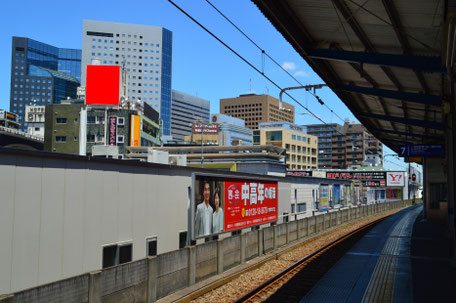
[2,200,412,302]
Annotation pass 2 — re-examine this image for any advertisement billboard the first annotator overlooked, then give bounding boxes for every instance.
[386,172,405,186]
[107,116,117,146]
[319,185,329,211]
[193,123,219,135]
[193,174,278,239]
[333,185,341,204]
[130,114,141,147]
[85,65,120,105]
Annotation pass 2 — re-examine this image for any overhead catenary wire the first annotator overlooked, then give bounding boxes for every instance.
[168,0,408,169]
[172,0,410,171]
[203,0,346,123]
[167,0,339,129]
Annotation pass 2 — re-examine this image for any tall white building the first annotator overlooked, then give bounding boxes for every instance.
[81,20,173,135]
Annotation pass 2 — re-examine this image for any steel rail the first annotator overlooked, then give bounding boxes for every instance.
[234,216,386,303]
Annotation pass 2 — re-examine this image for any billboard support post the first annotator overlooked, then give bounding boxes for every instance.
[258,229,263,256]
[187,246,196,286]
[240,234,246,264]
[217,239,224,274]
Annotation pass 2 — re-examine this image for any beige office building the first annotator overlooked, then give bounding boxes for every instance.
[253,122,318,170]
[220,94,294,129]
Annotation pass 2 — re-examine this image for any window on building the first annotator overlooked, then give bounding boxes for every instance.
[146,237,157,256]
[102,242,132,269]
[179,231,187,249]
[56,117,67,124]
[55,136,66,142]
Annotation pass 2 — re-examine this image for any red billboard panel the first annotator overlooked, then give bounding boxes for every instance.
[85,65,120,105]
[223,178,278,231]
[193,175,278,239]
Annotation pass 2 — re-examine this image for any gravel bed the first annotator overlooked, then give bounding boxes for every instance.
[191,209,400,303]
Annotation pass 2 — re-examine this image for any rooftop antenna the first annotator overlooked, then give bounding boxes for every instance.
[265,85,269,95]
[249,78,252,93]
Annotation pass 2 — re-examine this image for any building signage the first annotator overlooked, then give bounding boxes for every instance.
[287,171,313,177]
[326,171,386,180]
[399,144,444,157]
[386,172,405,187]
[108,117,117,146]
[193,174,278,239]
[361,180,386,187]
[193,123,219,135]
[130,115,140,147]
[0,111,18,122]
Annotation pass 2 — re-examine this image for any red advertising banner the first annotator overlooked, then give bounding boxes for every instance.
[223,178,278,231]
[86,65,120,105]
[108,117,117,146]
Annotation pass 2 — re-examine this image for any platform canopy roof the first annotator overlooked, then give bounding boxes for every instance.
[252,0,456,152]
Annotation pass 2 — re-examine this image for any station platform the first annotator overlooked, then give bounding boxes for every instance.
[301,204,456,303]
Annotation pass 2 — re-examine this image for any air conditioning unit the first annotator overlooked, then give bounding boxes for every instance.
[169,154,187,166]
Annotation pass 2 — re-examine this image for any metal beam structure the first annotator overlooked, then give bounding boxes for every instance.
[357,112,446,130]
[339,85,442,106]
[308,49,445,73]
[371,128,444,140]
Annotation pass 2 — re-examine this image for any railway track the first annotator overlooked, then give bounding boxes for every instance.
[234,217,386,303]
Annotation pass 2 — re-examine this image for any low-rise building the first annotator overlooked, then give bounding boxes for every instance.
[44,100,160,155]
[253,122,318,170]
[25,105,45,138]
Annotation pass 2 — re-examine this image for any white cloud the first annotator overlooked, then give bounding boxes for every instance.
[281,61,296,71]
[293,70,309,77]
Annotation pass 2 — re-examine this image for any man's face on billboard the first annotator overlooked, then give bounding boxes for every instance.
[203,182,210,203]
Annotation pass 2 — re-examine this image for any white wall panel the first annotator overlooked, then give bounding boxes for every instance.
[83,165,103,272]
[0,156,16,294]
[38,160,65,285]
[62,163,86,277]
[11,158,42,292]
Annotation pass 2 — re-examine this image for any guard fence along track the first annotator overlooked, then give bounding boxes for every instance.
[234,217,386,303]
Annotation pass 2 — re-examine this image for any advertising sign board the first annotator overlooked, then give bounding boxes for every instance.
[107,117,117,146]
[85,65,120,105]
[130,115,140,147]
[326,171,386,180]
[193,123,219,135]
[319,185,329,211]
[193,174,278,239]
[333,185,341,204]
[286,171,313,177]
[386,172,405,187]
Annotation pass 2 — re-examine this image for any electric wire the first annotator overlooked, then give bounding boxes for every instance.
[167,0,337,128]
[204,0,346,124]
[168,0,403,166]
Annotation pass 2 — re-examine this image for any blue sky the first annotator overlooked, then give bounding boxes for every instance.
[0,0,414,171]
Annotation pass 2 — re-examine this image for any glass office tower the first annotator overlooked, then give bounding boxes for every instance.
[10,37,81,131]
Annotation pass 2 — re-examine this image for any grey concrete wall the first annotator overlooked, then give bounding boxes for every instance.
[245,231,259,261]
[156,249,188,299]
[13,275,89,303]
[276,223,287,247]
[263,226,274,253]
[195,242,217,282]
[223,236,241,271]
[3,200,412,302]
[101,260,147,300]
